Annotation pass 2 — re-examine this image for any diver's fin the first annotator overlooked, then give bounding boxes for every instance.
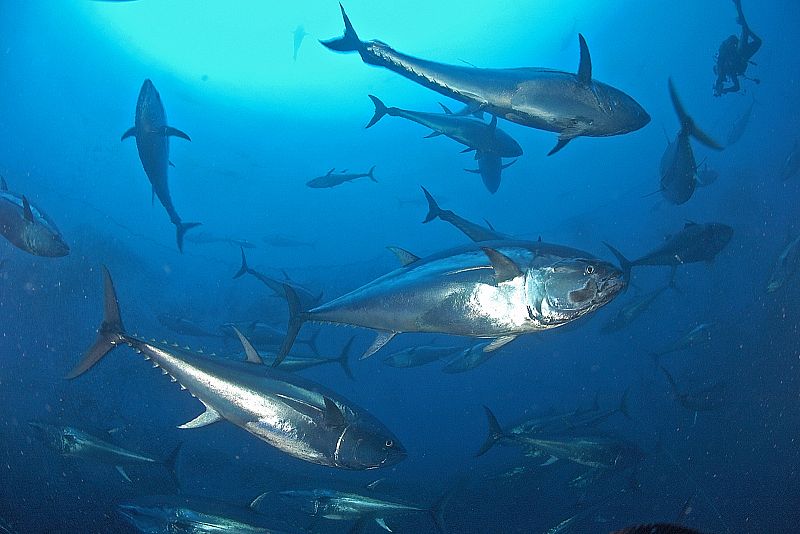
[668,78,722,150]
[577,33,592,85]
[233,246,249,279]
[361,330,396,360]
[21,196,34,222]
[164,126,191,141]
[484,335,516,352]
[387,246,420,267]
[121,126,136,141]
[178,405,222,429]
[476,405,506,456]
[231,326,263,364]
[115,465,132,483]
[547,136,573,156]
[481,247,522,283]
[421,186,443,224]
[66,266,125,379]
[320,4,364,53]
[366,95,389,128]
[323,396,346,428]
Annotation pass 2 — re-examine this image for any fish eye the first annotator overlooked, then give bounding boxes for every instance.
[385,440,394,448]
[585,265,595,275]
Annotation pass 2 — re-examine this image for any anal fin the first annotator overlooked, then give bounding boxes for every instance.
[178,406,222,429]
[361,331,397,360]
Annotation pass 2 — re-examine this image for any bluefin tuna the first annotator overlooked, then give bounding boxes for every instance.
[321,5,649,155]
[660,366,725,412]
[157,313,225,339]
[382,345,463,369]
[767,233,800,293]
[27,422,181,484]
[0,177,69,257]
[440,341,498,373]
[650,323,714,364]
[121,79,199,252]
[659,79,722,205]
[66,268,405,470]
[233,247,322,308]
[276,239,625,364]
[601,281,673,333]
[278,488,447,533]
[604,222,733,279]
[306,166,377,188]
[421,187,509,242]
[464,153,518,194]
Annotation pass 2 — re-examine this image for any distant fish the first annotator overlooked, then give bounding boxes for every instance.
[604,221,733,279]
[611,524,707,534]
[781,140,800,181]
[121,79,199,252]
[0,177,69,257]
[66,268,406,470]
[766,233,800,293]
[421,186,509,242]
[219,321,319,354]
[660,366,725,412]
[726,97,755,146]
[185,231,256,249]
[464,153,518,194]
[157,313,225,339]
[695,162,719,187]
[262,234,315,249]
[119,494,306,534]
[382,344,463,368]
[233,247,322,308]
[321,5,649,155]
[28,422,180,485]
[601,281,673,333]
[306,166,377,188]
[658,79,722,205]
[276,239,625,364]
[440,341,498,373]
[650,323,714,363]
[292,24,309,61]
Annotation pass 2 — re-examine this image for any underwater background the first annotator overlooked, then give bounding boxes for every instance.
[0,0,799,532]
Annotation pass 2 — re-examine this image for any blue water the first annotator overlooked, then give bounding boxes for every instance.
[0,1,799,532]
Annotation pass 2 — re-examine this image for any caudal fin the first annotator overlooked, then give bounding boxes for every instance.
[429,489,450,534]
[163,442,183,489]
[320,4,364,53]
[299,328,320,356]
[366,95,389,128]
[275,284,307,367]
[233,246,249,279]
[476,406,506,457]
[176,222,201,253]
[338,336,356,380]
[421,186,442,223]
[668,78,723,150]
[367,165,377,182]
[65,266,125,379]
[603,241,633,282]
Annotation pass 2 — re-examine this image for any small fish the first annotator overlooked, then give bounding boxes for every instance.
[233,247,322,308]
[766,233,800,293]
[185,231,256,249]
[660,366,725,412]
[292,24,309,61]
[0,177,69,257]
[158,313,225,338]
[440,341,498,373]
[421,186,509,242]
[781,140,800,181]
[650,323,714,364]
[262,234,315,248]
[601,281,673,333]
[382,345,463,368]
[306,166,377,188]
[695,163,719,187]
[726,97,755,146]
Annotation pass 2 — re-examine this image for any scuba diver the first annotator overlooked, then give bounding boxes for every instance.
[713,0,762,96]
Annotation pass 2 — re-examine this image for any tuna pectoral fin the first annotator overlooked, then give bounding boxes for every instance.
[320,4,364,53]
[121,126,136,141]
[476,405,506,456]
[387,246,420,266]
[21,196,34,222]
[275,284,307,367]
[176,222,201,253]
[65,266,125,379]
[163,126,191,141]
[115,465,132,483]
[547,136,573,156]
[483,335,516,352]
[231,326,263,364]
[421,186,442,224]
[178,405,222,429]
[375,518,393,532]
[361,331,397,360]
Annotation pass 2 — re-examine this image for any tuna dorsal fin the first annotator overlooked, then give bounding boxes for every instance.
[577,33,592,85]
[178,405,222,429]
[438,102,453,114]
[481,247,522,283]
[164,126,191,141]
[323,397,346,428]
[0,176,7,191]
[387,246,420,266]
[21,196,34,222]
[231,326,263,364]
[326,168,335,175]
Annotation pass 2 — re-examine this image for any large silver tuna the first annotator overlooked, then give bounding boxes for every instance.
[322,5,649,155]
[276,239,625,364]
[66,268,405,470]
[121,79,199,252]
[0,177,68,257]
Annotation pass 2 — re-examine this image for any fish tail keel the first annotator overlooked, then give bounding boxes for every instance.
[275,284,308,367]
[320,4,365,54]
[421,186,442,223]
[176,222,202,253]
[65,266,125,379]
[475,406,506,457]
[366,95,389,128]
